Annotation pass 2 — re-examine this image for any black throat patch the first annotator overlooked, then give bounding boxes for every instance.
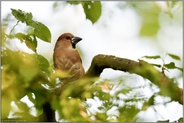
[72,42,76,49]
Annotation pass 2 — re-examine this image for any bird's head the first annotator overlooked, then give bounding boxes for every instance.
[55,33,82,49]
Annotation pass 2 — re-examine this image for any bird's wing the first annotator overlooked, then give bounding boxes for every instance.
[54,49,84,78]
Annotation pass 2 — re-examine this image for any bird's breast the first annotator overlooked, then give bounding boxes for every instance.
[53,48,85,79]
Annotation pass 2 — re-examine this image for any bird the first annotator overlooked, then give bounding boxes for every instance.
[43,33,84,121]
[53,33,85,86]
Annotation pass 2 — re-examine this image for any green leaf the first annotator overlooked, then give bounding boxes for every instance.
[51,98,60,110]
[157,119,169,122]
[12,111,36,121]
[2,96,11,119]
[171,1,177,8]
[15,101,30,111]
[133,2,161,37]
[19,64,38,83]
[164,62,183,71]
[11,8,27,23]
[15,33,30,42]
[142,95,155,110]
[164,62,175,69]
[147,95,155,106]
[11,8,33,24]
[177,67,183,72]
[164,62,176,69]
[15,33,37,52]
[25,36,37,52]
[140,20,160,36]
[142,55,161,59]
[67,1,81,5]
[18,54,39,82]
[168,53,181,61]
[33,90,47,109]
[27,93,36,105]
[29,21,51,42]
[118,105,140,122]
[11,8,51,43]
[150,63,162,68]
[178,117,183,122]
[36,54,49,71]
[82,1,102,24]
[96,112,107,121]
[98,106,105,110]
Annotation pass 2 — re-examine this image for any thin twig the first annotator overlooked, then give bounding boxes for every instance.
[10,21,19,34]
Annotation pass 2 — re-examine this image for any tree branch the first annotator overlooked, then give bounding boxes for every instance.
[38,101,56,122]
[85,54,183,104]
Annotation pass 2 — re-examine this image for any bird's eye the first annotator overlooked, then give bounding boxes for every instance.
[66,36,71,40]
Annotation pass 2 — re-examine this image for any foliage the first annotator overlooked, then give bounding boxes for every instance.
[128,2,161,37]
[141,53,183,72]
[158,117,183,122]
[2,9,52,121]
[54,1,102,24]
[1,1,183,122]
[11,9,51,43]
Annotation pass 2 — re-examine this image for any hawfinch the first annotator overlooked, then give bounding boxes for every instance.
[53,33,85,84]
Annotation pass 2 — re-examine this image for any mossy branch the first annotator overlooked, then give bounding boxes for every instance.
[85,54,183,104]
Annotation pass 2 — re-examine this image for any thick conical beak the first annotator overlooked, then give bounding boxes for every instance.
[72,36,82,44]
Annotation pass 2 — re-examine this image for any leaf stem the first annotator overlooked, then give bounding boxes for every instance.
[10,21,19,34]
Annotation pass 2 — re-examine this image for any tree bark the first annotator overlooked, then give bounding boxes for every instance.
[85,54,183,104]
[39,101,56,122]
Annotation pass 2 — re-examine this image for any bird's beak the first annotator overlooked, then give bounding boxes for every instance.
[72,36,82,44]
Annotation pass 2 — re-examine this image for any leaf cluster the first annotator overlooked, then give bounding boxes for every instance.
[141,53,183,72]
[2,9,52,121]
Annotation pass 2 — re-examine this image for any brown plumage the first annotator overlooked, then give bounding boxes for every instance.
[53,33,85,83]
